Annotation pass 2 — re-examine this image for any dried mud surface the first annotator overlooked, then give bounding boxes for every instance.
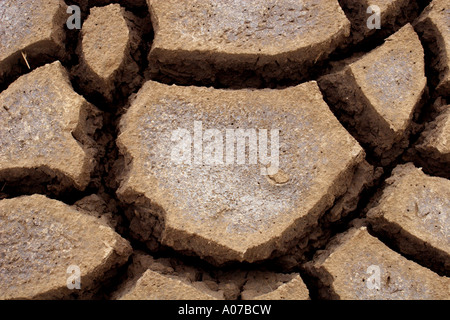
[0,0,448,300]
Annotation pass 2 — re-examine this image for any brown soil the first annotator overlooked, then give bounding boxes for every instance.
[0,0,448,300]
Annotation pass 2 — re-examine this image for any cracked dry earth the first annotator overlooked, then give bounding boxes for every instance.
[0,0,449,300]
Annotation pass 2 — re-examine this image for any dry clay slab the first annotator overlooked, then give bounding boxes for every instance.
[113,252,309,300]
[70,0,147,10]
[414,105,450,178]
[368,164,450,275]
[319,24,427,165]
[147,0,350,85]
[0,61,101,191]
[113,252,221,300]
[117,80,366,265]
[117,269,220,300]
[305,227,450,300]
[0,194,132,300]
[415,0,450,97]
[241,272,309,300]
[74,4,142,102]
[117,269,309,300]
[0,0,67,84]
[339,0,420,44]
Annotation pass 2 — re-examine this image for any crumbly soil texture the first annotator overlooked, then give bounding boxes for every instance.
[0,0,449,300]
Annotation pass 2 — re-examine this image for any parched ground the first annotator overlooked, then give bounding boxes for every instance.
[0,0,449,300]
